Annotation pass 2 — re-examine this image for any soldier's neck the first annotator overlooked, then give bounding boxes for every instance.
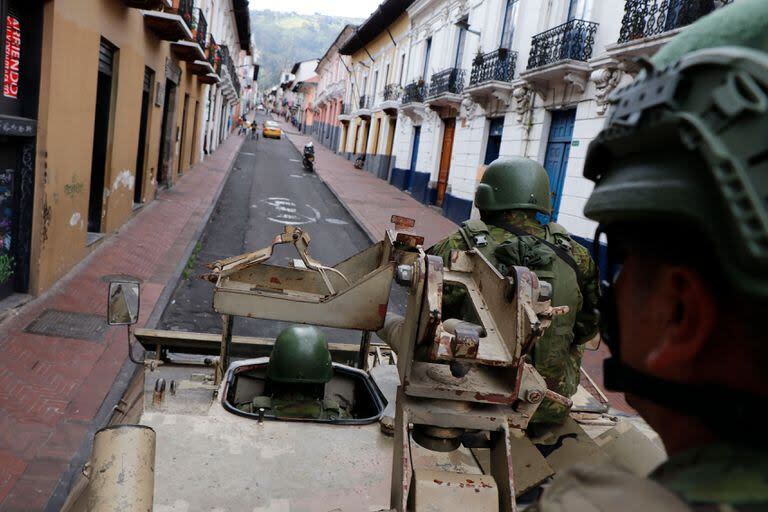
[625,393,717,456]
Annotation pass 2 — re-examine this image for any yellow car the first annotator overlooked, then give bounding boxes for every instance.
[263,121,282,139]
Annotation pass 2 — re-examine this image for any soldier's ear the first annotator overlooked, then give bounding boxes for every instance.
[645,266,716,378]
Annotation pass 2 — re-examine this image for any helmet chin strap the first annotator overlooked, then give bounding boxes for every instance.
[596,224,767,441]
[603,356,768,441]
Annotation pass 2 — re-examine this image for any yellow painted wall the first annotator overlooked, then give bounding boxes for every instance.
[30,0,207,294]
[349,13,409,159]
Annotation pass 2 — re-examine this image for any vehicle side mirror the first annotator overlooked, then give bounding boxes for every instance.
[107,281,140,326]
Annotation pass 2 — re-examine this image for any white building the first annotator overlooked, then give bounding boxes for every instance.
[385,0,734,249]
[199,0,251,155]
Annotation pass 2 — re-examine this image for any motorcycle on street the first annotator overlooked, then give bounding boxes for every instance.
[302,142,315,172]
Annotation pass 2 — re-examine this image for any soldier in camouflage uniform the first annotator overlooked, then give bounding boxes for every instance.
[427,157,600,426]
[237,325,350,420]
[532,0,768,509]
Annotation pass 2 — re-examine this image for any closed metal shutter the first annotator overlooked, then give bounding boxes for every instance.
[98,40,115,76]
[143,68,153,93]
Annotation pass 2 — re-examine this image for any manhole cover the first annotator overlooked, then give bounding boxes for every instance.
[25,309,108,342]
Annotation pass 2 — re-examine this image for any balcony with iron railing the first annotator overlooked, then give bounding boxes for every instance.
[464,48,519,106]
[220,44,241,97]
[170,7,207,62]
[427,68,465,98]
[469,48,518,87]
[141,0,193,42]
[519,19,598,94]
[401,81,426,105]
[383,83,402,102]
[527,19,598,70]
[122,0,170,9]
[618,0,734,44]
[425,68,466,109]
[358,95,370,110]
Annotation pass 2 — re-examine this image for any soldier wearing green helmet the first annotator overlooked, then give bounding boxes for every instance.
[427,156,600,427]
[237,325,350,420]
[532,0,768,509]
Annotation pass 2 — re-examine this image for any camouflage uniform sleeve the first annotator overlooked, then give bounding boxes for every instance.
[426,232,469,266]
[571,242,600,344]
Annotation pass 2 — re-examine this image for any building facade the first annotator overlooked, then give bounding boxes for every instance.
[313,24,355,152]
[0,0,249,301]
[391,0,735,241]
[338,2,412,180]
[309,0,735,251]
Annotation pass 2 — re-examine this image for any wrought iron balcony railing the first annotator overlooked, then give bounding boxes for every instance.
[527,19,599,70]
[175,0,194,32]
[618,0,734,44]
[341,103,352,115]
[207,37,222,75]
[195,9,207,49]
[402,81,426,104]
[358,95,370,110]
[427,68,466,98]
[383,83,402,102]
[469,48,518,86]
[221,44,240,96]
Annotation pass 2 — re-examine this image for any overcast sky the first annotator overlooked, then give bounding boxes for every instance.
[249,0,380,19]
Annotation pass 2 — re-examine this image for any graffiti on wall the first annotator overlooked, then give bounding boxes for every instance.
[0,168,14,283]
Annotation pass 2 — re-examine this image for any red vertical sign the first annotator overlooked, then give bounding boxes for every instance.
[3,15,21,99]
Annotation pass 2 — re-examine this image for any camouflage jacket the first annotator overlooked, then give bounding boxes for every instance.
[530,442,768,511]
[427,213,599,425]
[651,442,768,511]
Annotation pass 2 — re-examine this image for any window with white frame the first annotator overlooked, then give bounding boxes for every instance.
[500,0,520,50]
[455,18,468,68]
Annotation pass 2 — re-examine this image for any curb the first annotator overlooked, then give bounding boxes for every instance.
[144,136,245,330]
[43,136,245,512]
[282,130,379,244]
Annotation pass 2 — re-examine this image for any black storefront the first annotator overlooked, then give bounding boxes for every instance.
[0,0,42,300]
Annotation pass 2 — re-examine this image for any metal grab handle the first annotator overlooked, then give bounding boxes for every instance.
[205,226,350,295]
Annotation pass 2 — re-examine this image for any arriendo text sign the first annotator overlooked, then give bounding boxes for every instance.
[4,15,21,100]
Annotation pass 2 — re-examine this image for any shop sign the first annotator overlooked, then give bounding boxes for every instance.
[3,15,21,99]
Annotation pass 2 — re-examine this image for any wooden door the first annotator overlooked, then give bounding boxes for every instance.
[436,118,456,207]
[543,109,576,220]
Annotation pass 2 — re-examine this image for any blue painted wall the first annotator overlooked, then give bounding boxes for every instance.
[409,172,431,204]
[390,167,410,190]
[442,194,473,224]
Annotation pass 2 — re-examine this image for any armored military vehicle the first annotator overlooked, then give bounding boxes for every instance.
[61,221,663,511]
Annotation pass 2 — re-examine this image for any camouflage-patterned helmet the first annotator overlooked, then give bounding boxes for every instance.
[267,326,333,384]
[474,157,552,214]
[583,0,768,298]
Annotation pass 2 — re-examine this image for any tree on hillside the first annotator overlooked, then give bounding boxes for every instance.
[250,10,361,88]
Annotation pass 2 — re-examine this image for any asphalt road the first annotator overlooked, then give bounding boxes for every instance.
[159,114,405,344]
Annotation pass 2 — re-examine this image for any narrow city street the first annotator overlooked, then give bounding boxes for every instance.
[159,114,405,343]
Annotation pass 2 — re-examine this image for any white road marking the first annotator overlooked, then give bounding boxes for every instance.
[325,218,349,225]
[262,198,320,225]
[289,159,301,162]
[240,152,257,156]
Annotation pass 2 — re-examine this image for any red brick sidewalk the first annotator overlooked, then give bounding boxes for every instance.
[277,118,633,415]
[0,135,243,511]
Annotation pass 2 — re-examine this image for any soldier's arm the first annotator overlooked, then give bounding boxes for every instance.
[425,234,468,267]
[572,245,601,344]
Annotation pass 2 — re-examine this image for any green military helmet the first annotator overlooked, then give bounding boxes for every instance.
[474,157,552,215]
[267,325,333,384]
[583,0,768,298]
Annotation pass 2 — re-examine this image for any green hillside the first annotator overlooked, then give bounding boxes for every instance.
[251,10,362,88]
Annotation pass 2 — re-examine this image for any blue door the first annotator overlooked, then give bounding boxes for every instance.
[543,109,576,221]
[406,126,421,191]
